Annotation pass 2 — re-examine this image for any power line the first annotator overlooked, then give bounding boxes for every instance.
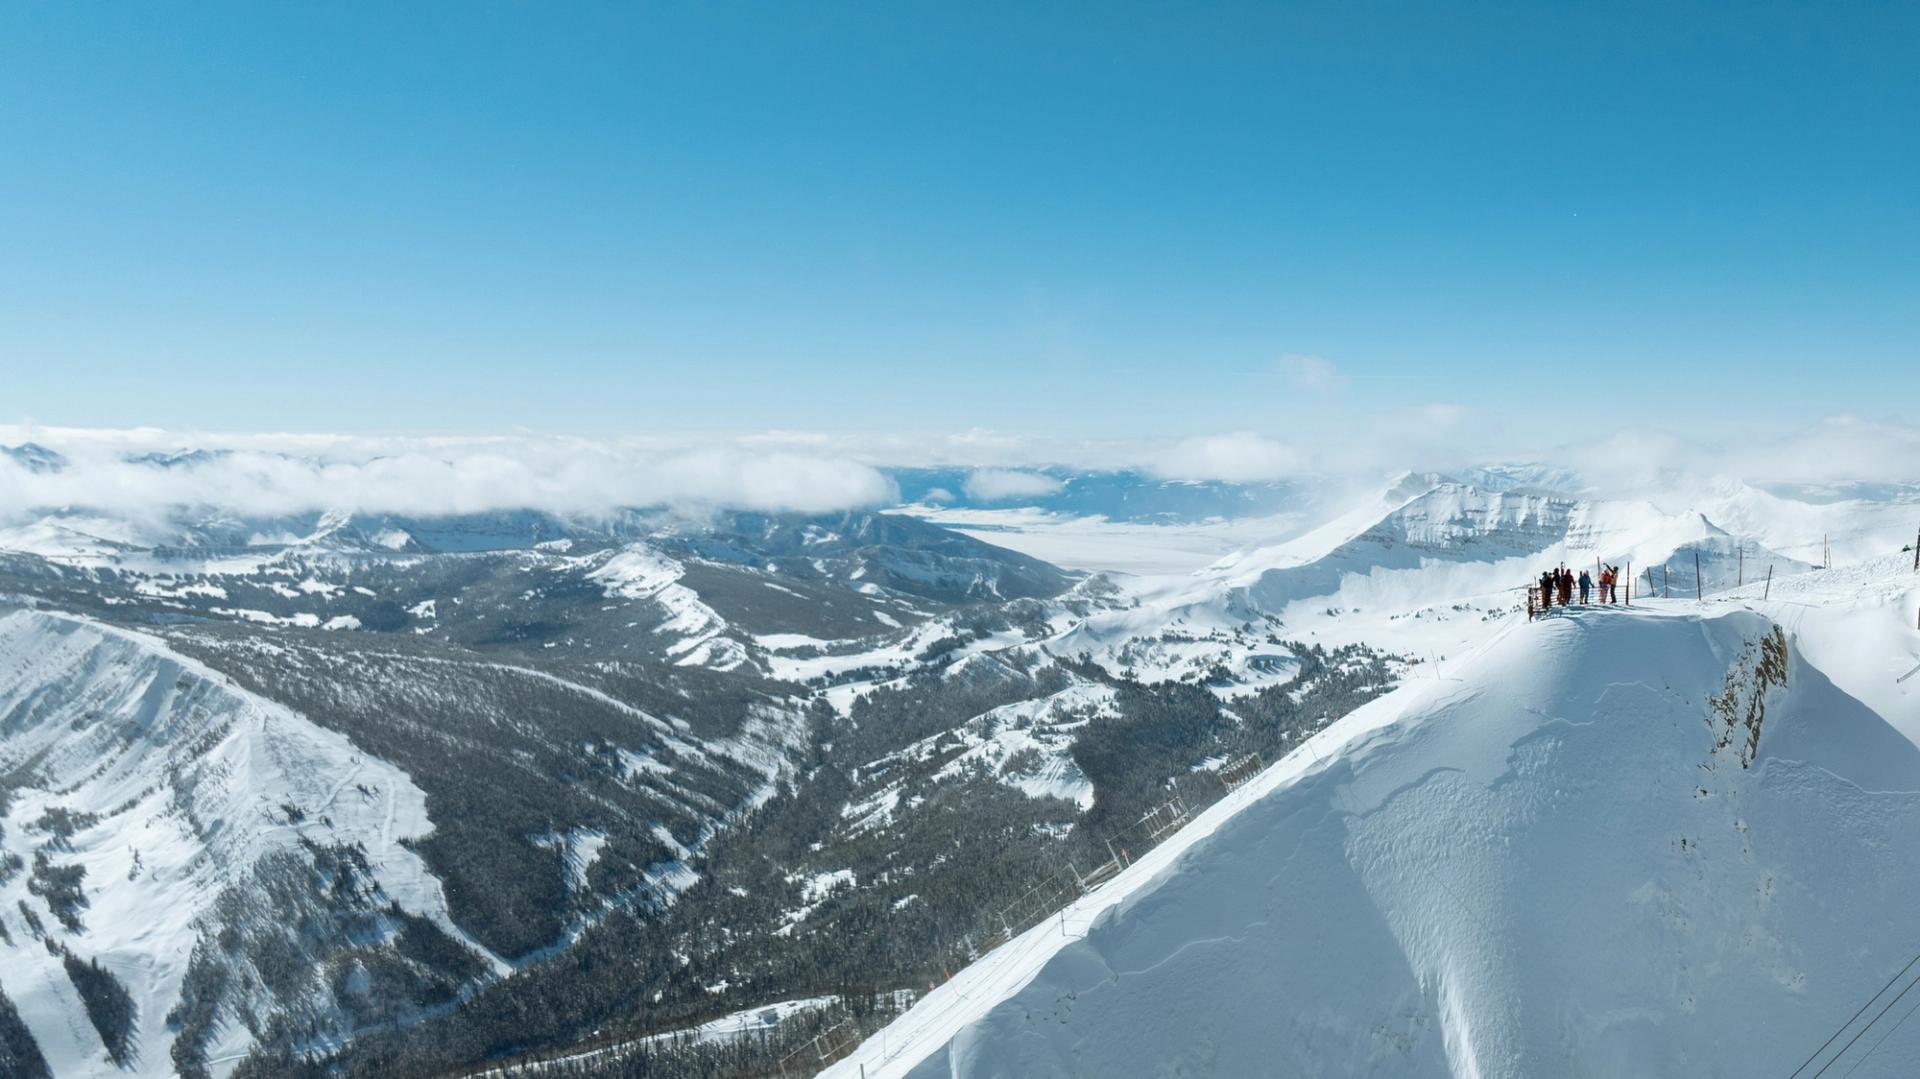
[1839,988,1920,1078]
[1789,951,1920,1079]
[1811,971,1920,1078]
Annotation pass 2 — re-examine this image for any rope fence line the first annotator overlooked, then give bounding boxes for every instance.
[777,1017,864,1077]
[1216,751,1265,793]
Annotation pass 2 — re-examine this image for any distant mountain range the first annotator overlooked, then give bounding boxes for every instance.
[0,450,1916,1078]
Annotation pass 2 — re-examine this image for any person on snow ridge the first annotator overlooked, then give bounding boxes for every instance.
[1578,569,1592,604]
[1557,566,1574,606]
[1540,569,1557,610]
[1601,565,1618,603]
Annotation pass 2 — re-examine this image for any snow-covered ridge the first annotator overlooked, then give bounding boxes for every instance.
[0,609,488,1078]
[585,543,749,670]
[827,601,1920,1077]
[1219,481,1805,592]
[1047,477,1831,687]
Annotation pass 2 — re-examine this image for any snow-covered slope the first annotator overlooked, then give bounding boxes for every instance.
[1690,478,1920,569]
[827,602,1920,1078]
[0,610,488,1078]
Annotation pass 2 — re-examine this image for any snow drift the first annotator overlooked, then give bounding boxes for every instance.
[831,605,1920,1078]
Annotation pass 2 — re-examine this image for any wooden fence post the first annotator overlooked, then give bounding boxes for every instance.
[1695,549,1703,602]
[1764,564,1772,600]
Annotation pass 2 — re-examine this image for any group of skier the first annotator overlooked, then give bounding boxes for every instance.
[1536,563,1622,609]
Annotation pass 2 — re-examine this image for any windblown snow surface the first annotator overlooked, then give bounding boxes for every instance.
[0,609,486,1078]
[825,595,1920,1078]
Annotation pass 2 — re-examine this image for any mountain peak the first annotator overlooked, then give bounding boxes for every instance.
[1,442,68,474]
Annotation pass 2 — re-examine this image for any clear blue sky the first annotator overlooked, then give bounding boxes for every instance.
[1,2,1913,443]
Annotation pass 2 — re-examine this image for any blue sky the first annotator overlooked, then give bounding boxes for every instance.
[1,2,1914,448]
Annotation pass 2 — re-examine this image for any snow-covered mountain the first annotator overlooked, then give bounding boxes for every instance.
[0,442,67,474]
[884,467,1322,524]
[1,452,1915,1078]
[824,582,1920,1078]
[1037,476,1827,689]
[0,504,1110,1077]
[1223,479,1810,606]
[0,610,495,1077]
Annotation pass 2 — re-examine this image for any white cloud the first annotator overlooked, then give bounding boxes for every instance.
[1149,432,1308,483]
[962,469,1064,502]
[0,430,895,521]
[0,415,1911,529]
[1278,354,1345,392]
[1412,402,1469,429]
[1747,415,1920,486]
[1555,415,1920,495]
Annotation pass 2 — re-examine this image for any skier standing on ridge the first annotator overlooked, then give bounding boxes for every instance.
[1578,569,1592,604]
[1558,566,1573,606]
[1540,569,1556,609]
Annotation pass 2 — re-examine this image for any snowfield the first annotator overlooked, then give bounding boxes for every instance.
[825,592,1920,1078]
